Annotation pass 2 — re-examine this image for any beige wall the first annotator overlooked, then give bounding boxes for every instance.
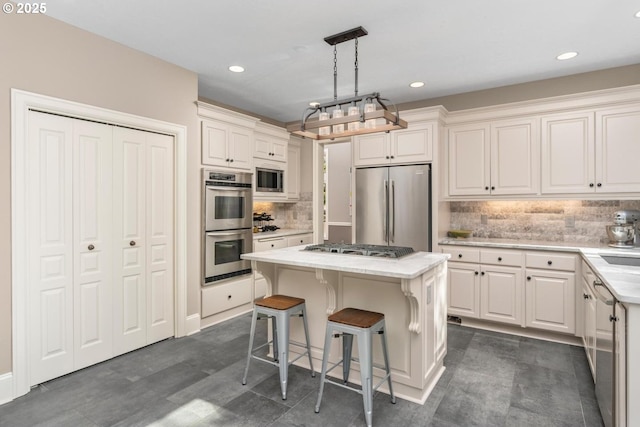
[0,12,200,375]
[399,63,640,112]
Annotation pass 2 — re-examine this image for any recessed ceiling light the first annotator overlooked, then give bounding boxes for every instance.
[410,81,425,88]
[635,10,640,18]
[228,65,245,73]
[309,101,320,107]
[556,52,578,60]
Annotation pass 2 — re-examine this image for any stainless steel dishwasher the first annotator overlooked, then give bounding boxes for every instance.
[593,280,618,427]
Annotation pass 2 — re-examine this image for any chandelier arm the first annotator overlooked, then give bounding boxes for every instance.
[301,106,319,131]
[376,97,401,125]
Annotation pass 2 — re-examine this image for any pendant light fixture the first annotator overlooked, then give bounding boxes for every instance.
[287,26,407,140]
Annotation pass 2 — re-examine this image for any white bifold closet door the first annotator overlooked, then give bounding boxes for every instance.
[27,111,174,386]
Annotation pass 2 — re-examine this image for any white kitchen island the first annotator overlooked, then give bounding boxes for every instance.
[242,245,449,403]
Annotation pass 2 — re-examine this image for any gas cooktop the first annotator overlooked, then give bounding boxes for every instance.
[303,243,415,258]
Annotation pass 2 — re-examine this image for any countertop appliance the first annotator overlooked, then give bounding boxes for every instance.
[202,170,253,284]
[355,164,431,252]
[607,209,640,248]
[304,243,415,258]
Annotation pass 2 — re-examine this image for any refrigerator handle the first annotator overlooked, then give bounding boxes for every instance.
[384,180,389,241]
[390,180,395,242]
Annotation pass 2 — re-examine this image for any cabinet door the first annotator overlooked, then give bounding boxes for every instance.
[390,123,433,163]
[254,237,287,252]
[287,233,313,247]
[447,262,480,318]
[525,269,575,334]
[447,124,490,196]
[270,137,288,162]
[228,126,253,170]
[287,142,300,200]
[352,133,390,166]
[540,112,595,194]
[201,120,229,167]
[480,265,523,325]
[490,118,539,195]
[596,105,640,193]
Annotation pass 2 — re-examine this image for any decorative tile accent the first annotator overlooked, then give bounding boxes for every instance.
[449,200,640,244]
[253,192,313,230]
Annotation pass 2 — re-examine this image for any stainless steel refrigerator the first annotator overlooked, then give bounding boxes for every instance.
[355,164,432,251]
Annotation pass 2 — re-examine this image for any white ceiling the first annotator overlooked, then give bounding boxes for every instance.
[45,0,640,123]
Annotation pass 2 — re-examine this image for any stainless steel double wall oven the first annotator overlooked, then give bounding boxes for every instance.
[203,170,253,284]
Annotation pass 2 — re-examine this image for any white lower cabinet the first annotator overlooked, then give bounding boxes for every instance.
[445,246,579,335]
[524,252,577,334]
[253,233,313,299]
[445,247,524,326]
[201,276,253,318]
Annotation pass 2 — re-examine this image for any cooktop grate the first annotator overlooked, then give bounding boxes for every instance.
[303,243,414,258]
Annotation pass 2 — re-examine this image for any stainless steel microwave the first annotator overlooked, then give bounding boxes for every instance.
[255,166,284,193]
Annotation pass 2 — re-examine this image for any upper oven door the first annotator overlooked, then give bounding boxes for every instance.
[205,186,252,231]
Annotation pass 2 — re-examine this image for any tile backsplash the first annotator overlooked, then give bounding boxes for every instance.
[253,192,313,230]
[449,200,640,244]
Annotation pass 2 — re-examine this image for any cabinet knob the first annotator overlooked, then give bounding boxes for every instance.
[547,260,552,265]
[475,271,479,275]
[390,155,395,159]
[385,156,390,159]
[228,295,232,300]
[481,271,485,276]
[583,293,589,300]
[225,158,230,162]
[485,186,489,191]
[458,254,463,258]
[491,186,495,190]
[610,315,618,322]
[597,183,602,187]
[527,276,531,281]
[88,244,95,251]
[130,241,136,246]
[497,257,502,262]
[230,158,234,162]
[589,183,594,187]
[271,244,274,247]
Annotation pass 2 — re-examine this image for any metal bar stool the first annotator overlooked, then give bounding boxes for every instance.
[242,294,315,400]
[315,307,395,427]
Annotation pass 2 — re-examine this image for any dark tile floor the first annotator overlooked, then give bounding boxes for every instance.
[0,316,604,427]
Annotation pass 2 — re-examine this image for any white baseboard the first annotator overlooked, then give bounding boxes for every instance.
[185,313,201,336]
[0,372,13,405]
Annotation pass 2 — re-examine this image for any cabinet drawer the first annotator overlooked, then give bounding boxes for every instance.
[526,252,576,271]
[254,237,287,252]
[287,233,313,247]
[442,246,480,263]
[202,276,252,318]
[480,249,523,267]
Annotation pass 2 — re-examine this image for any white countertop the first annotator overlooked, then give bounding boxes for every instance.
[252,229,312,240]
[242,245,450,279]
[440,238,640,305]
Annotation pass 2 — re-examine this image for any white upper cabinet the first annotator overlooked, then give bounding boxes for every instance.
[541,105,640,195]
[448,118,538,196]
[595,105,640,193]
[201,119,253,171]
[254,133,287,162]
[254,122,289,163]
[353,121,433,166]
[541,111,595,194]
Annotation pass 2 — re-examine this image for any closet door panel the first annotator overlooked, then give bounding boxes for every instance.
[73,120,114,369]
[146,133,175,343]
[113,127,147,356]
[28,112,74,386]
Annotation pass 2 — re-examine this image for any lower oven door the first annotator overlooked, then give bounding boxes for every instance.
[204,229,253,284]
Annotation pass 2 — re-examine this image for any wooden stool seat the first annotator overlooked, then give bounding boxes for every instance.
[328,307,384,328]
[255,294,305,311]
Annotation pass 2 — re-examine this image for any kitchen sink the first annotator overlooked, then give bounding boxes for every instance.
[600,255,640,267]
